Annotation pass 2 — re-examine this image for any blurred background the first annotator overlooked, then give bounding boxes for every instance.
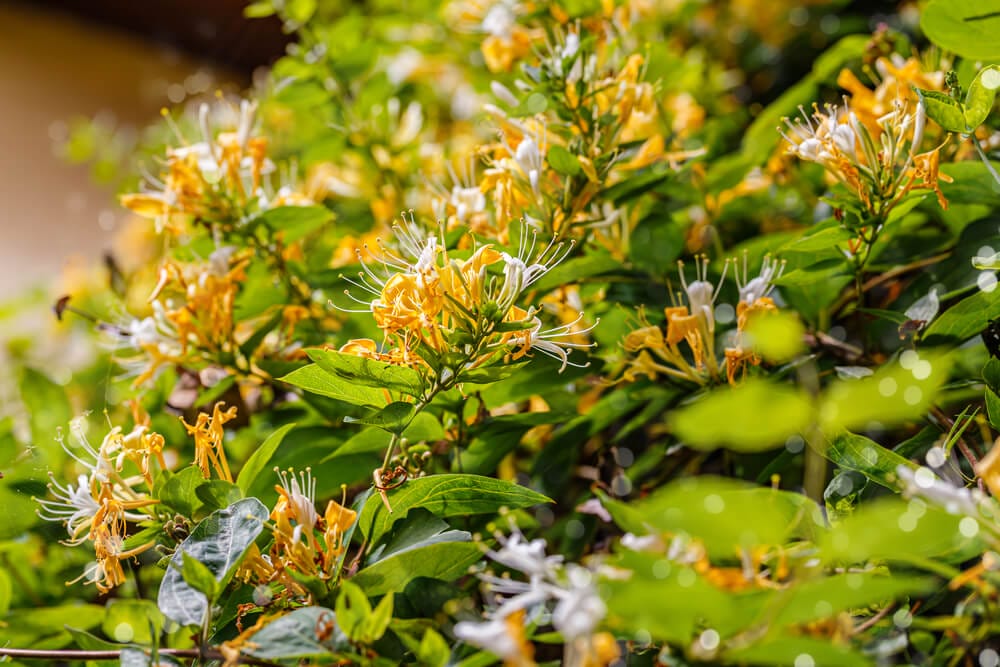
[0,0,287,297]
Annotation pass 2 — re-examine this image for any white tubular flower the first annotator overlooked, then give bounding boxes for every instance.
[735,253,785,305]
[677,256,727,333]
[896,465,982,517]
[275,468,319,529]
[551,565,605,641]
[454,615,524,661]
[36,473,99,545]
[506,314,598,372]
[514,136,544,194]
[487,531,561,577]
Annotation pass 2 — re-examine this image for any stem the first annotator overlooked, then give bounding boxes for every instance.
[0,647,279,666]
[972,134,1000,187]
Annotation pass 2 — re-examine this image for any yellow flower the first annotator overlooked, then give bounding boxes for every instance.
[181,403,239,482]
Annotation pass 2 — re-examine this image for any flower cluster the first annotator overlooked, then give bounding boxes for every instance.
[36,416,162,592]
[121,100,310,233]
[619,254,785,386]
[338,216,597,375]
[455,526,619,667]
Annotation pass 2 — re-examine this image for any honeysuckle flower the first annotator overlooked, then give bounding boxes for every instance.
[36,473,101,545]
[182,402,239,481]
[504,312,598,372]
[896,465,982,517]
[735,253,785,306]
[464,526,611,667]
[454,609,536,666]
[272,467,319,530]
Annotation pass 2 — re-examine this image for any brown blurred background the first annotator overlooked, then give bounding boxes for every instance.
[0,1,288,297]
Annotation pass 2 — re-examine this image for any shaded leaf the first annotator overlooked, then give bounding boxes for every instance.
[158,498,268,627]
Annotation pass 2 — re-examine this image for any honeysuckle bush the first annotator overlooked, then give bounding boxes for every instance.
[12,0,1000,665]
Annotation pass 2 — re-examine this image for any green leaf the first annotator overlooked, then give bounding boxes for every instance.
[923,290,1000,345]
[820,498,973,564]
[528,251,621,294]
[669,380,813,453]
[237,423,296,494]
[367,511,472,565]
[180,551,221,600]
[780,222,853,253]
[279,363,389,409]
[157,498,268,627]
[922,0,1000,61]
[632,477,823,558]
[513,92,547,116]
[825,431,918,490]
[818,353,951,432]
[195,480,243,512]
[344,401,415,434]
[258,205,333,242]
[604,552,744,643]
[770,573,933,627]
[157,466,206,517]
[547,145,581,176]
[363,592,394,642]
[335,580,371,641]
[595,490,650,535]
[19,367,72,461]
[965,66,1000,129]
[308,348,425,396]
[726,636,870,667]
[416,629,450,667]
[101,599,164,645]
[244,607,348,659]
[916,88,968,133]
[353,542,483,597]
[0,569,9,616]
[457,361,531,385]
[358,474,551,545]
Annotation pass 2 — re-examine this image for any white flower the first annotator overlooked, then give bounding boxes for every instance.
[276,468,319,528]
[551,565,605,640]
[36,473,99,545]
[678,256,727,333]
[454,615,522,659]
[514,136,544,193]
[896,465,981,517]
[488,531,560,577]
[736,253,785,305]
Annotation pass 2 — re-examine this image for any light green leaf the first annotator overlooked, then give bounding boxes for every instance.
[770,573,933,627]
[820,498,973,564]
[335,580,371,641]
[922,0,1000,61]
[633,476,824,558]
[237,423,296,494]
[157,498,268,627]
[819,353,951,432]
[825,431,918,490]
[157,466,206,517]
[669,380,813,453]
[916,88,968,133]
[353,542,483,597]
[258,205,333,242]
[358,474,551,545]
[547,145,582,176]
[726,636,871,667]
[965,65,1000,129]
[279,363,389,409]
[308,348,425,396]
[363,592,394,642]
[101,599,163,645]
[923,291,1000,345]
[344,401,415,434]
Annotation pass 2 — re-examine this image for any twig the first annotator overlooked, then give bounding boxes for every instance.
[0,647,280,666]
[852,602,895,635]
